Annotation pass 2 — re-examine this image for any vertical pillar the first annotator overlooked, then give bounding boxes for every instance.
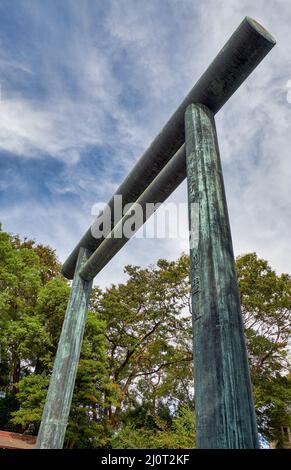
[36,247,93,449]
[185,103,259,448]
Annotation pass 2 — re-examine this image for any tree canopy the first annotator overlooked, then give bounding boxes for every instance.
[0,224,290,448]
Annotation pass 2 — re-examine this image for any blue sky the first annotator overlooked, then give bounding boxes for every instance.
[0,0,290,287]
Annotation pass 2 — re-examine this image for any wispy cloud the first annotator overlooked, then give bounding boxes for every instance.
[0,0,290,286]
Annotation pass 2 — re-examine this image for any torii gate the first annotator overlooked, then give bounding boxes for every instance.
[36,17,276,449]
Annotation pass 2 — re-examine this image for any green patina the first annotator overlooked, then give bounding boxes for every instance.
[35,247,93,449]
[36,17,276,450]
[185,103,259,449]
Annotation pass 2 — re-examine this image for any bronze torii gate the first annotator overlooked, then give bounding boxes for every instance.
[36,17,276,449]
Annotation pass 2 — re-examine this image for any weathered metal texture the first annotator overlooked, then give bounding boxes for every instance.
[62,17,275,280]
[35,248,93,449]
[184,103,259,449]
[79,145,186,281]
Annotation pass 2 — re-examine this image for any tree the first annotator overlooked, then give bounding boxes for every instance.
[236,253,291,446]
[112,404,195,449]
[35,278,70,354]
[89,255,193,438]
[10,235,61,285]
[65,311,111,448]
[0,223,290,448]
[9,375,49,434]
[0,228,42,324]
[0,224,67,431]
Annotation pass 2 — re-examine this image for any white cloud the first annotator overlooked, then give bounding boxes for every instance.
[1,0,290,285]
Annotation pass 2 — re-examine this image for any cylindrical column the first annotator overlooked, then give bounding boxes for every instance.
[184,103,259,448]
[36,247,93,449]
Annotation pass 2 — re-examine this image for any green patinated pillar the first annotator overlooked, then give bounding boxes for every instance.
[185,103,259,449]
[36,247,93,449]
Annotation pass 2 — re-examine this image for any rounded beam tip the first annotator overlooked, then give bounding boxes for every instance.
[245,17,276,45]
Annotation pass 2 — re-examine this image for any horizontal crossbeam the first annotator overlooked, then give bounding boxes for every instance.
[61,17,275,280]
[79,145,186,280]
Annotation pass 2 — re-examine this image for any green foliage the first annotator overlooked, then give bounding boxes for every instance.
[36,278,70,347]
[112,405,195,449]
[236,253,291,444]
[65,313,111,448]
[10,375,49,434]
[10,235,61,285]
[93,254,193,413]
[0,225,66,429]
[0,315,52,373]
[0,224,290,448]
[0,230,41,322]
